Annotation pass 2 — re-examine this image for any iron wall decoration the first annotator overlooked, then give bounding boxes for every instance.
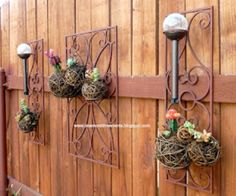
[164,7,214,192]
[65,26,119,168]
[27,39,45,145]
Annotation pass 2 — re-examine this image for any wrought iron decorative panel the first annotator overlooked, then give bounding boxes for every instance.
[27,39,45,145]
[65,26,119,168]
[164,7,214,192]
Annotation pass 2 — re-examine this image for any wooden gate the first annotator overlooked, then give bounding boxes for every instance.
[0,0,235,195]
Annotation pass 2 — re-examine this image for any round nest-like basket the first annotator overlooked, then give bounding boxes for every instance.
[156,135,191,169]
[177,126,193,144]
[81,80,108,100]
[187,136,221,166]
[65,65,86,88]
[18,112,39,133]
[48,71,76,98]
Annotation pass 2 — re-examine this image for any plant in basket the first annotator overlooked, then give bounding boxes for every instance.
[65,58,86,86]
[186,124,221,167]
[45,49,74,98]
[81,67,108,100]
[15,99,39,132]
[156,109,191,169]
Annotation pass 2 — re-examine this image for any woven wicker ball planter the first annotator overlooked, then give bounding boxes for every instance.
[187,136,221,166]
[177,125,193,144]
[48,71,76,98]
[156,135,191,169]
[65,65,86,87]
[17,111,39,133]
[82,80,108,101]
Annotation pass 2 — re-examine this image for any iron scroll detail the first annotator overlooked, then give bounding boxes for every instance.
[65,26,119,168]
[164,7,214,192]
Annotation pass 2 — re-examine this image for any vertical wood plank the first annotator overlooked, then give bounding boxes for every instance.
[76,1,94,196]
[220,0,236,195]
[16,0,28,187]
[59,0,77,195]
[158,1,186,196]
[185,1,221,196]
[9,0,23,181]
[132,0,157,195]
[48,0,63,195]
[37,0,51,195]
[91,0,111,195]
[111,0,132,196]
[25,0,39,190]
[1,2,11,177]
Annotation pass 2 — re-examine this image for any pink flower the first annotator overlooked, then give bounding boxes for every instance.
[44,49,61,66]
[44,49,54,58]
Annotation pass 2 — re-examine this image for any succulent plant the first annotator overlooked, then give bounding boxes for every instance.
[19,99,29,114]
[67,57,77,68]
[85,67,100,82]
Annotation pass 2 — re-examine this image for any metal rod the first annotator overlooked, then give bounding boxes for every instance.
[23,59,29,95]
[171,40,179,103]
[0,69,7,196]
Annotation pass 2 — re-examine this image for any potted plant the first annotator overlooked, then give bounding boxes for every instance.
[15,99,39,132]
[45,49,74,98]
[186,125,221,166]
[81,67,108,100]
[156,109,191,169]
[64,57,86,95]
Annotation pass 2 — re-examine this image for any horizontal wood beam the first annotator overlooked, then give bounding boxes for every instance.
[8,176,42,196]
[5,74,236,103]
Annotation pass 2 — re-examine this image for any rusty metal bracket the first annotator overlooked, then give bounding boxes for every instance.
[65,26,119,168]
[27,39,45,145]
[164,7,214,192]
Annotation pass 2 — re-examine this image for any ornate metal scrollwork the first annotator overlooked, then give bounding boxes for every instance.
[164,7,214,192]
[27,39,45,145]
[65,27,119,168]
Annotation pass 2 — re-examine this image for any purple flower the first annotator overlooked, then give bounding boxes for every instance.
[44,49,54,58]
[45,49,61,66]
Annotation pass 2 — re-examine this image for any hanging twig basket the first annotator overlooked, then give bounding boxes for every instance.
[187,136,221,166]
[17,111,39,133]
[177,125,193,144]
[48,70,75,98]
[65,65,86,87]
[81,79,108,100]
[156,135,191,169]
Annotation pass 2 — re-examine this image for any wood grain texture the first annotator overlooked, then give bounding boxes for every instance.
[59,0,77,195]
[9,0,21,181]
[220,0,236,195]
[158,0,186,195]
[132,0,157,195]
[1,2,11,177]
[6,74,236,103]
[1,1,236,196]
[48,0,63,195]
[91,1,112,196]
[111,0,132,195]
[76,1,94,196]
[185,1,221,196]
[37,0,51,195]
[25,0,39,191]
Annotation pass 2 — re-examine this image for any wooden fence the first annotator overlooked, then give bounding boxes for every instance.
[0,0,235,195]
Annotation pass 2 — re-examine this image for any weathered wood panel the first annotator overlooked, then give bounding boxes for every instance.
[220,0,236,195]
[1,0,236,196]
[132,0,157,195]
